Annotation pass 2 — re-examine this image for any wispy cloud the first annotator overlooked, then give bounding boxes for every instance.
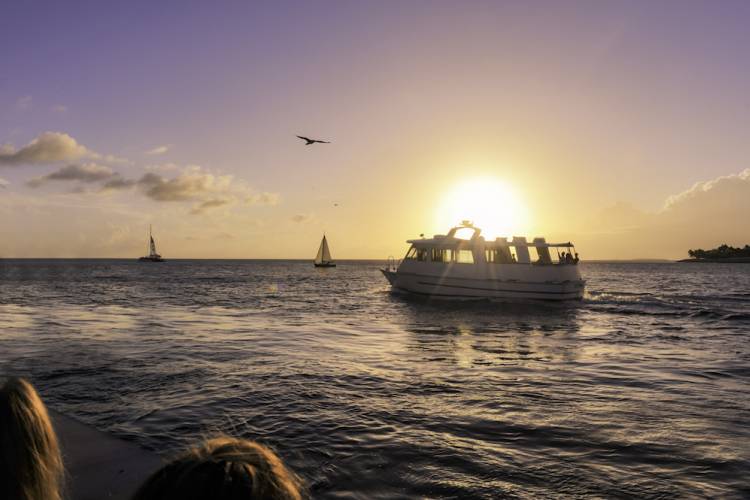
[51,104,68,113]
[0,177,9,188]
[291,213,314,223]
[101,175,137,190]
[190,198,230,215]
[16,95,32,110]
[89,152,130,165]
[145,144,171,155]
[27,163,115,187]
[247,192,280,206]
[144,162,180,173]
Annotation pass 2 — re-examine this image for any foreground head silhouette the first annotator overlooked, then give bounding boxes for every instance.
[133,437,304,500]
[0,377,64,500]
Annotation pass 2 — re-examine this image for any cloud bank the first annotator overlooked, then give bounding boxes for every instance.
[663,168,750,217]
[135,170,233,202]
[0,131,128,167]
[0,132,90,166]
[25,160,279,216]
[576,168,750,258]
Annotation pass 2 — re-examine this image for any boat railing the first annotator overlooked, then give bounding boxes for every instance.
[386,256,400,272]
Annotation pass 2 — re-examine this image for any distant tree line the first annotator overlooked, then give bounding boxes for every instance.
[688,244,750,259]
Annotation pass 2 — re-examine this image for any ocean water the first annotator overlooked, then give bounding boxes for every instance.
[1,260,749,499]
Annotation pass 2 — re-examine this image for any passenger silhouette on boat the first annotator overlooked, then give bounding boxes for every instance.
[0,377,64,500]
[133,436,305,500]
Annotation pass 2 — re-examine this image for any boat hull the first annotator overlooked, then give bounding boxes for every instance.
[138,257,165,262]
[314,262,336,268]
[381,266,584,301]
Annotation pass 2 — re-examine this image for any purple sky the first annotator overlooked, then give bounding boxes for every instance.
[2,1,750,258]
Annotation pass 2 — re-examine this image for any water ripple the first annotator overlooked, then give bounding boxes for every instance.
[1,260,749,498]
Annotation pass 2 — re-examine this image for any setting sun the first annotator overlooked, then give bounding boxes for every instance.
[435,177,530,238]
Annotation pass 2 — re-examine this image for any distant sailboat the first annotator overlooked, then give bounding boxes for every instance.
[314,234,336,268]
[139,225,165,262]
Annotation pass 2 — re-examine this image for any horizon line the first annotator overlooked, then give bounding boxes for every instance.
[0,257,678,263]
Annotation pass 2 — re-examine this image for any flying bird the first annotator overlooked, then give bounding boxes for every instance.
[297,135,330,145]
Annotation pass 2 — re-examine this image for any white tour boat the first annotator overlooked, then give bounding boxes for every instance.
[382,221,584,300]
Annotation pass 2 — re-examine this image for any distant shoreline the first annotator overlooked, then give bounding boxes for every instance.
[0,257,692,263]
[678,258,750,263]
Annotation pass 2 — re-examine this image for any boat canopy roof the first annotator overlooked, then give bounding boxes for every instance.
[407,237,574,248]
[406,223,574,249]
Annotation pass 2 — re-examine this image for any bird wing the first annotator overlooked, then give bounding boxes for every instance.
[315,140,331,144]
[297,135,311,141]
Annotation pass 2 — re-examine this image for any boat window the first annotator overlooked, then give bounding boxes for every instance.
[529,246,540,263]
[430,248,454,263]
[453,227,475,240]
[406,246,428,261]
[456,249,474,264]
[486,247,514,264]
[535,246,552,264]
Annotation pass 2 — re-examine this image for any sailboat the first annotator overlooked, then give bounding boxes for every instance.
[138,225,165,262]
[314,234,336,268]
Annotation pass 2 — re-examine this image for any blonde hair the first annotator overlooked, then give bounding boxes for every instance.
[0,377,64,500]
[133,436,305,500]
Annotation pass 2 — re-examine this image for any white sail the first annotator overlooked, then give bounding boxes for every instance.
[322,236,332,262]
[315,235,332,263]
[139,225,164,261]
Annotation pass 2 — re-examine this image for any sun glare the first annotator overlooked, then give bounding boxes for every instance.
[435,177,530,239]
